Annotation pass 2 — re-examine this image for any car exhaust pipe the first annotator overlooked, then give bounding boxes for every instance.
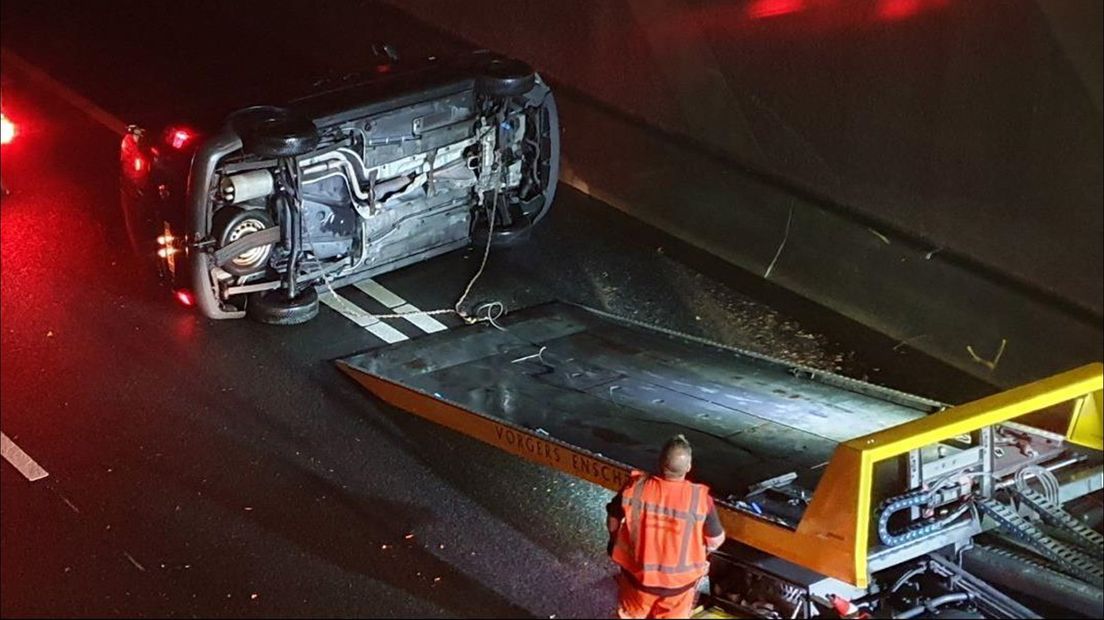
[219,169,275,205]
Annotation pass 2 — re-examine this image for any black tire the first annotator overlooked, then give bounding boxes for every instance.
[523,92,560,228]
[211,206,275,277]
[476,57,537,97]
[472,212,533,248]
[229,105,320,158]
[247,287,319,325]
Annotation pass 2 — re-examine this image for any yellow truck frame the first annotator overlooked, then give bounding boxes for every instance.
[340,361,1102,588]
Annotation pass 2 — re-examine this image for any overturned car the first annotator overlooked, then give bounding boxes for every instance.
[121,51,559,324]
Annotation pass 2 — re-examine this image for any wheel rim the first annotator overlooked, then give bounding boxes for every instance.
[226,218,270,269]
[520,99,555,222]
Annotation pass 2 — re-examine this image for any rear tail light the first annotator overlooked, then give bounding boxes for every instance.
[121,132,150,181]
[174,289,195,307]
[0,113,15,145]
[165,126,197,150]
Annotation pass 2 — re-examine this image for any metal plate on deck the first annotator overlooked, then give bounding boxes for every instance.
[339,303,931,501]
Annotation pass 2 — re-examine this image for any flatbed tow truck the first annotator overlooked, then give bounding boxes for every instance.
[338,301,1103,618]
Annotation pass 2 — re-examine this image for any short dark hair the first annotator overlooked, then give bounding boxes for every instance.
[660,434,692,477]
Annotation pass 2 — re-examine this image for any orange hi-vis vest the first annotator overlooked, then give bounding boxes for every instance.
[611,471,712,589]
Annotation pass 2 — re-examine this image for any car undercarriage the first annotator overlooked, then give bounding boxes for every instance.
[126,53,559,324]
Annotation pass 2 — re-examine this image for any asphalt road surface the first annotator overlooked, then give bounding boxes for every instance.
[1,2,990,617]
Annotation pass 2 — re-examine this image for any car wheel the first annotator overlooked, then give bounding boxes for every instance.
[521,92,560,229]
[212,206,275,277]
[476,57,537,97]
[229,105,320,158]
[472,211,533,248]
[247,287,319,325]
[475,93,560,248]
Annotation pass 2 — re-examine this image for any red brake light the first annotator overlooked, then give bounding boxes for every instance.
[747,0,804,19]
[122,132,150,181]
[0,113,15,145]
[174,289,195,307]
[167,127,196,150]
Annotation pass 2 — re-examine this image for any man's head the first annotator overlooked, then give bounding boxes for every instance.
[659,434,693,480]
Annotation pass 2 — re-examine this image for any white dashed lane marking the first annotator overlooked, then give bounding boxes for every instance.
[319,291,410,344]
[1,432,50,482]
[355,279,449,334]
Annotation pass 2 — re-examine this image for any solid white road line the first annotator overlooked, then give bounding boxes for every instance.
[319,292,409,344]
[355,279,448,334]
[1,48,129,136]
[1,432,50,482]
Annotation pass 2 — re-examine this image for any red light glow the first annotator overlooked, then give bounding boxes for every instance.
[168,127,194,150]
[174,289,195,307]
[121,133,151,181]
[0,113,15,145]
[747,0,805,19]
[877,0,923,21]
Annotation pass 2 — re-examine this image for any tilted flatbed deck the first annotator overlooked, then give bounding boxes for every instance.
[339,301,1101,598]
[339,302,938,501]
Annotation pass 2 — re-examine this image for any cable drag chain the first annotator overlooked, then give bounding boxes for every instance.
[1012,487,1104,554]
[979,498,1103,584]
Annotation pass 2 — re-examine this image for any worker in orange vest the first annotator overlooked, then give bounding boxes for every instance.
[607,434,726,619]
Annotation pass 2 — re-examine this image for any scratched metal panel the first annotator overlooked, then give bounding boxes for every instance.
[346,312,588,377]
[585,377,766,439]
[417,358,789,496]
[341,302,929,499]
[540,330,920,441]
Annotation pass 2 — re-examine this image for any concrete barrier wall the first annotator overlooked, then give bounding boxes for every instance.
[389,0,1102,387]
[556,93,1100,388]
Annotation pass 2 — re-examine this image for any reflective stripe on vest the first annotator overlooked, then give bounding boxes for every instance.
[626,476,647,553]
[611,473,711,589]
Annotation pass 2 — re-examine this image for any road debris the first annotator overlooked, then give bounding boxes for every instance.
[764,206,794,279]
[967,338,1007,371]
[867,228,890,244]
[122,551,145,572]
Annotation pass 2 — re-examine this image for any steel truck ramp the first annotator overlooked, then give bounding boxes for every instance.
[338,302,937,500]
[336,302,961,583]
[337,302,1104,586]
